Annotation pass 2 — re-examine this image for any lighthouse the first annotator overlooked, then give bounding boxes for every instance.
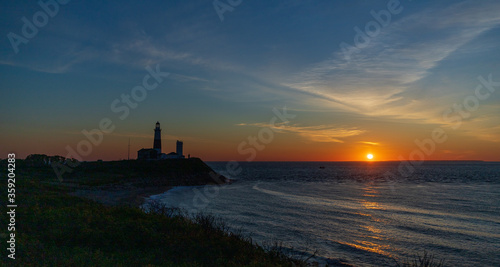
[153,121,161,154]
[138,121,186,160]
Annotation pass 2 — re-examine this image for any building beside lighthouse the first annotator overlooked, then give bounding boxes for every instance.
[163,140,184,159]
[176,140,183,156]
[137,121,185,160]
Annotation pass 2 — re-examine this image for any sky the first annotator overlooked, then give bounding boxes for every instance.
[1,0,499,162]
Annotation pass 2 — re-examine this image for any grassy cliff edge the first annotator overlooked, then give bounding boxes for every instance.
[0,158,307,266]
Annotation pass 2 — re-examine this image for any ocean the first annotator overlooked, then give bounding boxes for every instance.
[147,161,500,266]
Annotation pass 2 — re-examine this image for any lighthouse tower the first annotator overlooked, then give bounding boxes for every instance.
[153,121,162,154]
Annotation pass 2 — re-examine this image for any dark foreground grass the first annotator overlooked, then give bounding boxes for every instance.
[395,251,445,267]
[0,166,304,266]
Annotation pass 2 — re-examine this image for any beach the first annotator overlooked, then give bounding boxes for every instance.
[71,182,172,207]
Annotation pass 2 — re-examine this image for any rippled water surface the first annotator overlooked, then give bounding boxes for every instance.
[148,162,500,266]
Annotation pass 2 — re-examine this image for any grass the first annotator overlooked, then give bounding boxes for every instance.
[395,251,445,267]
[0,162,305,266]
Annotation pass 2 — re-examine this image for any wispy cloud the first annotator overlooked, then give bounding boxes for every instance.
[359,141,380,146]
[0,31,240,75]
[237,122,365,143]
[0,45,99,74]
[461,122,500,143]
[169,73,210,83]
[283,0,500,123]
[107,37,243,73]
[109,38,203,67]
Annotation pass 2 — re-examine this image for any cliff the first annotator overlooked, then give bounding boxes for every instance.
[64,158,228,187]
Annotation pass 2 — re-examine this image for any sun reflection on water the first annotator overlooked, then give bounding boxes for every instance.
[349,185,395,258]
[360,200,384,210]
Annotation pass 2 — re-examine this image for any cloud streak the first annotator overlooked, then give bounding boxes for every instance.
[359,141,380,146]
[237,122,365,143]
[283,0,500,123]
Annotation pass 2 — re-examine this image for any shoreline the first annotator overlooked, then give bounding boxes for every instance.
[9,167,306,266]
[61,158,228,207]
[71,183,173,207]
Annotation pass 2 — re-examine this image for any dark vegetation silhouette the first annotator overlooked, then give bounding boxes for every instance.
[0,157,304,266]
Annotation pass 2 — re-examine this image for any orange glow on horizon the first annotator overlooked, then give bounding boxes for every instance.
[2,125,500,162]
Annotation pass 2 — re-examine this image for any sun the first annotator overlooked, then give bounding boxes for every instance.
[367,154,374,160]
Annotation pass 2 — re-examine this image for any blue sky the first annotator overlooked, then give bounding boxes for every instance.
[1,0,499,161]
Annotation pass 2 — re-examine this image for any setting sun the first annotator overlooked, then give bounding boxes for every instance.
[367,154,373,160]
